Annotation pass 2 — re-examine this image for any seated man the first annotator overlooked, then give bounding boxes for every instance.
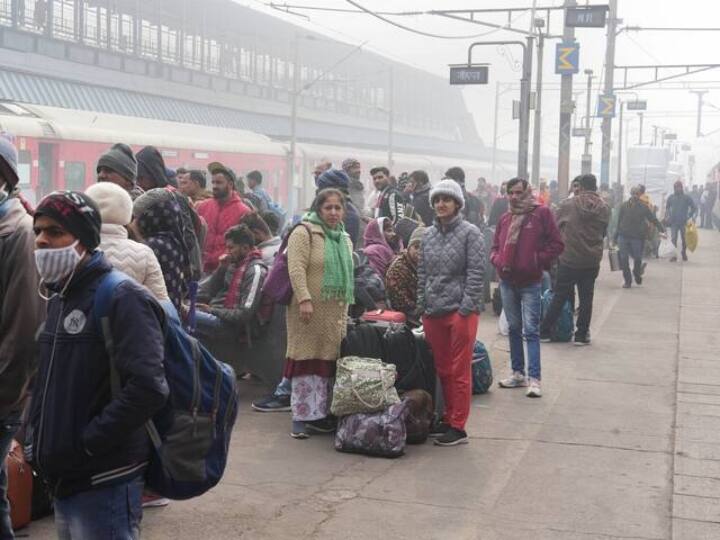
[385,227,424,325]
[195,224,268,343]
[241,212,281,266]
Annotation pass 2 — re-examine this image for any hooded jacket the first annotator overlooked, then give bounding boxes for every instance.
[197,192,251,273]
[417,214,484,317]
[29,252,168,499]
[665,191,697,227]
[555,191,610,269]
[363,217,402,278]
[136,146,168,188]
[411,184,434,226]
[490,205,564,287]
[0,197,44,420]
[376,185,405,224]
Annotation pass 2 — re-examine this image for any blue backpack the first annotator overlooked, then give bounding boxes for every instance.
[94,270,239,500]
[540,289,573,342]
[472,341,493,395]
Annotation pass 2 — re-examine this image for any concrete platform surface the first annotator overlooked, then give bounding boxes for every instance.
[22,229,720,540]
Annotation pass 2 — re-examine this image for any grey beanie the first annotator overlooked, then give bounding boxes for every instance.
[97,143,138,184]
[430,179,465,210]
[0,136,19,189]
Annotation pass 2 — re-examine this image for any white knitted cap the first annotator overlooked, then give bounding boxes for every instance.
[85,182,133,226]
[429,178,465,210]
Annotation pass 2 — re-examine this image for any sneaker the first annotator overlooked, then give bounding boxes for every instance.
[539,331,552,343]
[428,422,450,438]
[634,273,642,285]
[574,334,591,346]
[526,379,542,398]
[142,494,170,508]
[498,372,528,388]
[251,394,291,412]
[305,417,336,434]
[290,421,309,439]
[622,282,631,289]
[434,428,469,446]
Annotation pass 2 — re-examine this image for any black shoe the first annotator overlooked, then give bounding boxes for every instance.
[539,330,552,343]
[428,422,450,438]
[305,417,337,434]
[682,253,688,262]
[640,262,647,276]
[251,394,291,412]
[574,334,591,346]
[633,273,642,285]
[623,282,631,289]
[434,428,469,446]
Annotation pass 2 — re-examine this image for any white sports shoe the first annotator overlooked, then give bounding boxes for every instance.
[498,372,528,388]
[526,378,542,398]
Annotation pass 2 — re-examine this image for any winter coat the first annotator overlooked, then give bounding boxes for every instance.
[345,200,361,248]
[490,205,564,287]
[258,236,282,267]
[197,193,251,273]
[462,187,484,228]
[376,186,405,224]
[615,199,665,241]
[665,193,697,226]
[417,215,484,318]
[385,251,419,319]
[29,253,168,499]
[555,192,610,269]
[411,184,434,226]
[286,222,353,362]
[99,224,169,301]
[487,197,509,228]
[0,197,44,420]
[363,217,402,278]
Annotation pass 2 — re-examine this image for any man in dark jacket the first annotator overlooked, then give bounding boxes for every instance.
[615,186,666,288]
[96,143,144,200]
[408,170,434,226]
[0,137,44,538]
[665,180,697,262]
[444,167,484,228]
[371,166,405,224]
[195,224,268,344]
[317,169,361,247]
[487,182,509,227]
[540,174,610,346]
[29,191,168,538]
[491,178,564,398]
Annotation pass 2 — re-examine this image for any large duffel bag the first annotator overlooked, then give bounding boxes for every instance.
[471,341,493,395]
[401,389,433,445]
[330,357,401,417]
[385,325,435,397]
[334,401,409,458]
[341,322,387,360]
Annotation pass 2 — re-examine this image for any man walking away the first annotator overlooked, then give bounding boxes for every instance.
[615,186,666,288]
[491,178,564,398]
[30,191,168,539]
[444,167,484,228]
[665,180,697,262]
[0,137,44,539]
[540,174,610,346]
[371,166,404,224]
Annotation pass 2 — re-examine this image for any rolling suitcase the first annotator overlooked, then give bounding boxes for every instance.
[361,309,407,327]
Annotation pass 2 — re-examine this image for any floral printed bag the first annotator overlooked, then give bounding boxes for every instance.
[330,357,400,417]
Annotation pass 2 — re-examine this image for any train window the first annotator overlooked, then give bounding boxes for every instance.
[64,162,87,191]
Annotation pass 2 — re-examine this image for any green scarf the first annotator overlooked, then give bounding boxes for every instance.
[304,212,355,304]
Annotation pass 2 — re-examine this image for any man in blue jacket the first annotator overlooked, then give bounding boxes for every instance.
[29,191,169,539]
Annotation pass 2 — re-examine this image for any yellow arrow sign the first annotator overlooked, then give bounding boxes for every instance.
[600,96,615,116]
[558,47,575,71]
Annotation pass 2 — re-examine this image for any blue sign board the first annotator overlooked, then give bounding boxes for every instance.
[597,94,617,118]
[555,41,580,75]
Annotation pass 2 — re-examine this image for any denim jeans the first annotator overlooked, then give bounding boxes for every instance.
[617,235,644,285]
[541,264,599,339]
[194,310,224,341]
[670,224,687,256]
[499,281,542,380]
[54,476,144,540]
[0,412,21,540]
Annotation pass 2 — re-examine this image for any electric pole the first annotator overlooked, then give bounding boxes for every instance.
[531,19,545,187]
[519,37,534,180]
[691,90,707,138]
[387,66,395,169]
[616,99,623,186]
[582,69,593,174]
[557,0,577,196]
[600,0,618,185]
[637,112,644,145]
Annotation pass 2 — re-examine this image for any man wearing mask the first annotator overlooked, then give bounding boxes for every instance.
[540,174,610,346]
[371,166,404,224]
[97,143,144,200]
[30,191,168,538]
[197,162,251,273]
[665,180,698,262]
[0,137,44,539]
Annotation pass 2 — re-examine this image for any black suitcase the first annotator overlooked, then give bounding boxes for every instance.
[341,322,387,360]
[385,325,436,398]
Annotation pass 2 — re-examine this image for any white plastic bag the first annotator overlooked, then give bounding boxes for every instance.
[498,309,509,336]
[658,238,676,258]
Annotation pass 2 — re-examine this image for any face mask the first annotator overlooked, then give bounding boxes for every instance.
[0,185,8,206]
[34,240,84,285]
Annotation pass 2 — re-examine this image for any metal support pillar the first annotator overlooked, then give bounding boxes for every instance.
[557,0,577,196]
[691,90,708,137]
[600,0,618,185]
[616,99,624,186]
[518,37,534,180]
[582,69,593,174]
[531,30,544,187]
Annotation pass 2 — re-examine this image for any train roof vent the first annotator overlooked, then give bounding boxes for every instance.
[39,121,57,138]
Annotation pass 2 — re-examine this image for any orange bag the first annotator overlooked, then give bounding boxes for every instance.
[6,440,32,530]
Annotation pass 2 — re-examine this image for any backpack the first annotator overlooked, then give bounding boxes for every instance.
[540,290,573,342]
[471,341,493,394]
[166,188,203,282]
[94,270,239,500]
[261,223,312,305]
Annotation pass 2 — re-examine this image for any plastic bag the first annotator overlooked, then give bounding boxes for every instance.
[686,221,698,253]
[658,238,676,258]
[498,310,509,336]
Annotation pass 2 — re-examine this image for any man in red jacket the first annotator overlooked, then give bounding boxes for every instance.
[197,162,251,274]
[490,178,564,398]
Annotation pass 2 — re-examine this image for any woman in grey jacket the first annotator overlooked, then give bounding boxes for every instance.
[418,179,484,446]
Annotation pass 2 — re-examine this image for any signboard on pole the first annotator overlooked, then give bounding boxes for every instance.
[663,133,678,141]
[626,100,647,111]
[573,127,591,138]
[555,41,580,74]
[449,65,489,85]
[565,5,609,28]
[597,94,616,118]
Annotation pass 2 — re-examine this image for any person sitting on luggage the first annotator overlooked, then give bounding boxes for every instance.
[363,217,403,278]
[241,212,281,267]
[194,224,268,344]
[385,226,425,325]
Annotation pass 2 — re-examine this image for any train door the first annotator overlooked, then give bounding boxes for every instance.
[38,142,57,198]
[15,149,34,205]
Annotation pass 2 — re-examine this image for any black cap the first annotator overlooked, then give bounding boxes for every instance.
[35,191,102,251]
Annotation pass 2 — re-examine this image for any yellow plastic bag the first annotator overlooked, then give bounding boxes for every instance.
[686,221,698,253]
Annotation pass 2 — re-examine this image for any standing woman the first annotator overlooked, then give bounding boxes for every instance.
[418,179,484,446]
[285,188,355,439]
